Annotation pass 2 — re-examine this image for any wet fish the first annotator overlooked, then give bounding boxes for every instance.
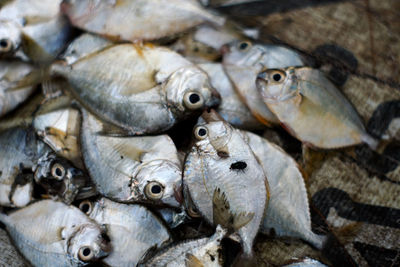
[0,127,50,207]
[0,60,41,117]
[0,199,110,267]
[80,109,183,208]
[199,63,263,130]
[283,258,328,267]
[79,198,171,267]
[61,0,224,42]
[241,130,327,249]
[222,40,305,126]
[140,225,226,267]
[51,44,220,135]
[256,67,378,149]
[183,110,268,256]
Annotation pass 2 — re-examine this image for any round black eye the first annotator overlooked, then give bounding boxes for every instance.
[0,39,8,48]
[151,184,162,194]
[198,128,207,136]
[273,73,282,82]
[51,163,66,180]
[82,248,91,257]
[239,42,248,50]
[55,168,62,176]
[189,93,200,104]
[0,39,12,52]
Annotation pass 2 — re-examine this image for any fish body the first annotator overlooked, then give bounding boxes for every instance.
[0,200,110,267]
[183,111,268,256]
[242,131,326,249]
[141,225,226,267]
[0,60,40,117]
[80,109,182,208]
[199,63,263,130]
[222,41,304,126]
[256,67,377,149]
[61,0,224,42]
[52,44,220,135]
[81,198,171,267]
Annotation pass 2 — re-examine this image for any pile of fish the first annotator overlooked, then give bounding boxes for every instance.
[0,0,379,266]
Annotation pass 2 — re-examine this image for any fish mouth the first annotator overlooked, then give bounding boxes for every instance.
[173,184,183,205]
[201,109,224,123]
[207,89,222,108]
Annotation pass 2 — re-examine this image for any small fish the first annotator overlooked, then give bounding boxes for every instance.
[241,130,327,249]
[222,40,305,126]
[0,60,41,117]
[140,225,226,267]
[283,258,328,267]
[183,110,268,256]
[79,198,171,267]
[256,67,378,149]
[80,109,183,208]
[0,200,110,267]
[51,44,221,135]
[61,0,225,42]
[198,63,263,130]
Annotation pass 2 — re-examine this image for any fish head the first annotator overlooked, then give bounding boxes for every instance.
[256,67,299,103]
[133,160,183,208]
[34,153,87,204]
[0,20,21,57]
[165,66,221,115]
[221,40,262,67]
[192,110,233,155]
[68,224,110,264]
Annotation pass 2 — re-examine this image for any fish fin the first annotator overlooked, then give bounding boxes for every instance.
[23,16,53,25]
[185,253,204,267]
[94,118,134,137]
[232,211,254,230]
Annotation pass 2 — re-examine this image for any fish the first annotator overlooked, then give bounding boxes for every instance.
[80,109,183,208]
[61,0,225,42]
[222,40,305,126]
[0,127,50,207]
[256,67,378,149]
[241,130,327,249]
[283,258,328,267]
[51,44,221,135]
[140,225,226,267]
[183,110,268,256]
[79,198,171,267]
[0,199,110,267]
[0,60,41,117]
[198,63,263,130]
[0,0,72,63]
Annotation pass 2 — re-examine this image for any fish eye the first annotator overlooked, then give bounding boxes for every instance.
[183,91,204,110]
[0,39,13,53]
[78,246,94,262]
[187,205,201,218]
[145,181,164,200]
[194,126,208,140]
[79,200,93,215]
[270,70,286,83]
[237,41,251,51]
[51,163,66,180]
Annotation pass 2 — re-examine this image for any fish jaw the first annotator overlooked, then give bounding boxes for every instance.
[0,20,21,58]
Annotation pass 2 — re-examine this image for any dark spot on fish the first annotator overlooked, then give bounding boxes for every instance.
[120,155,124,159]
[198,128,207,137]
[230,161,247,171]
[210,254,215,261]
[217,151,229,158]
[0,171,2,177]
[189,93,200,104]
[151,184,162,194]
[193,46,199,52]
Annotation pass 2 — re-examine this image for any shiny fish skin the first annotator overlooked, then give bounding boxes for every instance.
[61,0,224,42]
[199,63,263,130]
[81,198,171,267]
[256,67,378,149]
[0,200,110,267]
[141,225,226,267]
[242,131,327,249]
[52,44,220,135]
[0,127,50,207]
[80,109,182,208]
[183,111,268,256]
[222,41,305,126]
[0,60,40,117]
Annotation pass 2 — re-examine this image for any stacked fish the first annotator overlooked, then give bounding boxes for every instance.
[0,0,378,266]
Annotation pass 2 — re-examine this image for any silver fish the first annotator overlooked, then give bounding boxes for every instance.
[79,198,171,267]
[0,127,50,207]
[198,63,263,130]
[51,44,221,135]
[80,109,183,208]
[61,0,224,42]
[256,67,378,149]
[222,40,305,126]
[183,110,268,256]
[241,130,327,249]
[283,258,328,267]
[0,60,40,117]
[0,200,110,267]
[140,225,226,267]
[0,20,21,58]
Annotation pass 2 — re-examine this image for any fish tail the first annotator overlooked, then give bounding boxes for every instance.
[362,133,379,151]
